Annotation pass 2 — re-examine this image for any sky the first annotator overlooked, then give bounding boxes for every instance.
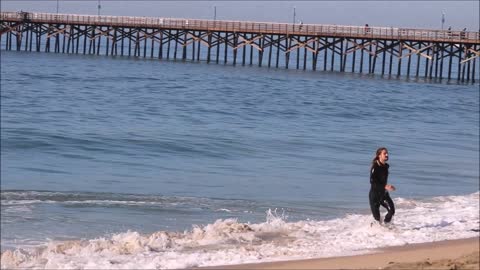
[1,1,479,31]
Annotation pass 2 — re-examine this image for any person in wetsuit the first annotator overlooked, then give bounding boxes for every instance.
[369,147,396,224]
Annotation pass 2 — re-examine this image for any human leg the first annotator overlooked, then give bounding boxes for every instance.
[383,192,395,223]
[369,190,381,222]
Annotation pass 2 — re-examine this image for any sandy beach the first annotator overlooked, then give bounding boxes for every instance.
[205,237,479,270]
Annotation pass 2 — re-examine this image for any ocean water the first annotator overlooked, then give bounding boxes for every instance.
[1,51,479,269]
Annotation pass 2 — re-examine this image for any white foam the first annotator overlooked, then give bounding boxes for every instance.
[215,208,232,212]
[1,192,479,269]
[1,200,46,206]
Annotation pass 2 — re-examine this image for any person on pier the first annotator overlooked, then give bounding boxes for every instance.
[460,28,467,39]
[365,24,371,33]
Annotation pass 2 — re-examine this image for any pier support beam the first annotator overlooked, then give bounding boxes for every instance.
[1,17,478,83]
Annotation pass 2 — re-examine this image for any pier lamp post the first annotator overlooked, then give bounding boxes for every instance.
[214,6,217,21]
[441,10,446,30]
[56,0,59,14]
[98,0,101,16]
[293,6,296,25]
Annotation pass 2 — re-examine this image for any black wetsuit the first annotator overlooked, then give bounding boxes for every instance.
[369,161,395,223]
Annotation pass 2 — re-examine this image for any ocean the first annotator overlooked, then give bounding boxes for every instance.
[1,50,479,269]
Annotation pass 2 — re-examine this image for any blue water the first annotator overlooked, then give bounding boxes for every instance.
[1,51,479,251]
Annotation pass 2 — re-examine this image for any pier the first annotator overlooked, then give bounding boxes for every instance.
[1,11,479,82]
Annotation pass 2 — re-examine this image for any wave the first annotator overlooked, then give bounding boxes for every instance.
[1,190,253,210]
[1,129,258,159]
[1,192,478,269]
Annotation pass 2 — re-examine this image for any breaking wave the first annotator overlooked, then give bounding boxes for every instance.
[1,192,479,269]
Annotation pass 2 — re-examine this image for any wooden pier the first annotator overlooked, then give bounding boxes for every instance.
[1,11,479,82]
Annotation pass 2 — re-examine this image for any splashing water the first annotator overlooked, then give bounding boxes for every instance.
[1,192,479,269]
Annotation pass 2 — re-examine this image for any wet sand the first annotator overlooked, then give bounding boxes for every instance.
[204,237,479,269]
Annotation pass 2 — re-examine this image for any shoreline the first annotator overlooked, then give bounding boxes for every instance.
[204,237,480,269]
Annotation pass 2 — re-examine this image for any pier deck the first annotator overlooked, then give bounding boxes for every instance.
[2,12,479,82]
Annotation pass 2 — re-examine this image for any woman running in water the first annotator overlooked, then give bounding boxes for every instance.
[369,147,396,224]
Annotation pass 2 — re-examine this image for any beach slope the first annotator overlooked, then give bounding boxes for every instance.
[206,237,479,270]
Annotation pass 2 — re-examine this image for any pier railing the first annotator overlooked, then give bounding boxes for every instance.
[2,11,479,44]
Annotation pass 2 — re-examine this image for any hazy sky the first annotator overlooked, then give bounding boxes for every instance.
[1,1,479,30]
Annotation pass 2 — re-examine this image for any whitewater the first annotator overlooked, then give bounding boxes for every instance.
[1,192,478,269]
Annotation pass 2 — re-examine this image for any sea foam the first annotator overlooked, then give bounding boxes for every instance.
[1,192,479,269]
